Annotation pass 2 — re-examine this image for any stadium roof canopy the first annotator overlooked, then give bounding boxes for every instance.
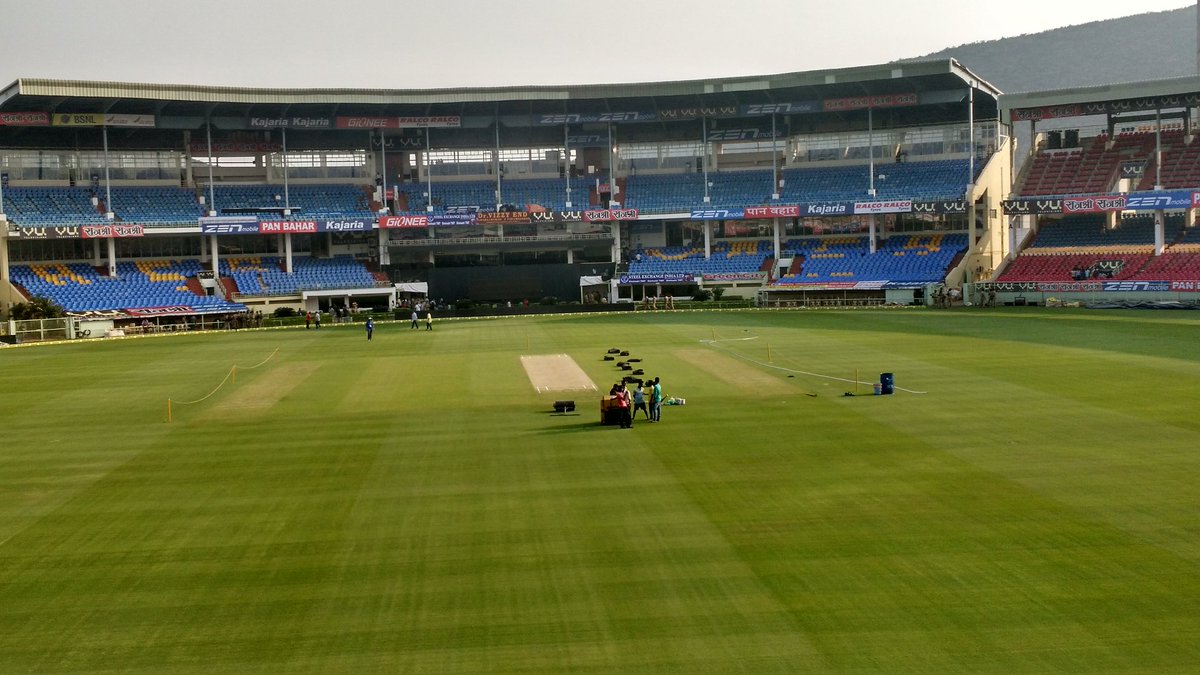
[1002,75,1200,124]
[0,59,1000,150]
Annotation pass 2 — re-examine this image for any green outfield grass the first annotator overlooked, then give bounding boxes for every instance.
[2,308,1199,673]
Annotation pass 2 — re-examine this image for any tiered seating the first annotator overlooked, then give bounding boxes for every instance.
[106,186,203,225]
[9,260,244,312]
[773,233,967,285]
[624,174,706,212]
[1134,252,1200,280]
[1020,132,1162,196]
[779,159,971,203]
[1001,213,1200,283]
[1028,214,1180,252]
[997,253,1151,282]
[394,178,590,213]
[1137,132,1200,190]
[627,240,772,277]
[500,178,588,210]
[2,187,109,226]
[211,184,370,216]
[223,256,377,296]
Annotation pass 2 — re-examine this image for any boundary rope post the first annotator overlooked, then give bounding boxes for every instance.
[167,398,172,423]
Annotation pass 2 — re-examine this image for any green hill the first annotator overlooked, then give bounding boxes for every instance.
[910,6,1196,93]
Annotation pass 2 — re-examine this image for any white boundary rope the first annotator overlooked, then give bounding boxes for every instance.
[700,335,929,395]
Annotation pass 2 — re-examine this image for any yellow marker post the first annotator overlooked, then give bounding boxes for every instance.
[767,344,773,363]
[231,365,236,385]
[167,398,173,423]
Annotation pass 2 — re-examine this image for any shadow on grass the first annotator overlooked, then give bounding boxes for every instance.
[532,410,615,434]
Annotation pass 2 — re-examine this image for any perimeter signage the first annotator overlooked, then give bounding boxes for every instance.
[0,112,49,126]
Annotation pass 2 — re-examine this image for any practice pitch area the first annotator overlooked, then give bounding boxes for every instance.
[2,308,1199,672]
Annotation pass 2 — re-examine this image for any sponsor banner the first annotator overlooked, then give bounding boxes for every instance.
[1119,161,1146,179]
[743,205,800,219]
[80,224,145,239]
[1010,105,1082,122]
[530,210,585,223]
[566,134,607,147]
[248,116,332,129]
[336,116,461,128]
[1170,280,1200,292]
[13,225,81,239]
[536,112,658,125]
[1035,281,1104,292]
[822,93,919,113]
[1102,280,1171,292]
[800,202,854,217]
[379,215,428,229]
[911,200,969,215]
[1014,95,1200,122]
[1001,198,1063,215]
[52,113,155,127]
[188,141,281,154]
[429,213,479,227]
[690,208,744,221]
[740,102,821,115]
[657,106,740,121]
[1062,195,1126,214]
[1123,191,1194,211]
[395,116,460,128]
[200,216,260,235]
[125,306,199,317]
[0,111,50,126]
[990,281,1040,292]
[445,205,479,215]
[702,272,767,281]
[584,208,639,222]
[260,220,318,234]
[881,281,926,290]
[853,200,912,215]
[619,273,693,284]
[475,211,529,226]
[705,126,786,142]
[321,218,373,232]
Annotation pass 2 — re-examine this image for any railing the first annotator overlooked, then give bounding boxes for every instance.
[389,233,614,247]
[231,280,393,300]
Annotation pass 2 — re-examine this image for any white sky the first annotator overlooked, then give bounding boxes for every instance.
[0,0,1189,89]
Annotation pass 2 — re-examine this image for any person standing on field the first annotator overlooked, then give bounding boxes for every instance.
[425,311,433,331]
[650,377,662,422]
[632,382,649,421]
[365,317,374,341]
[411,310,419,329]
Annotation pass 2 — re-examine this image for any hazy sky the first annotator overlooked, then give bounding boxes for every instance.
[0,0,1189,89]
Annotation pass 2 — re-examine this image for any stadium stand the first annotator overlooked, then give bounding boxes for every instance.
[210,184,371,216]
[222,256,379,296]
[627,240,773,277]
[1018,132,1192,197]
[9,260,245,312]
[773,233,968,286]
[106,186,203,225]
[998,214,1200,283]
[778,159,972,203]
[3,187,110,226]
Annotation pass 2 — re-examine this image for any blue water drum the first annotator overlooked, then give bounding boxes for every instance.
[880,372,895,395]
